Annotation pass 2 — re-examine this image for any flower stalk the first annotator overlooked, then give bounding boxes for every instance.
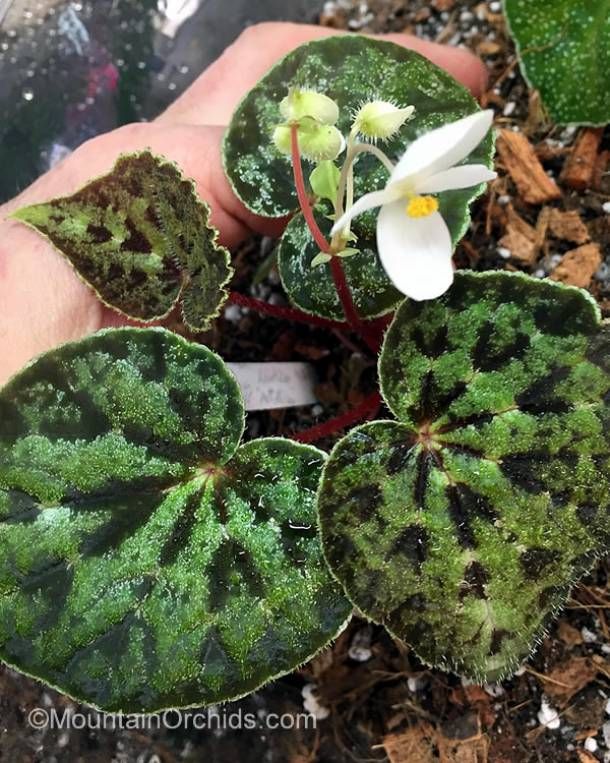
[290,124,334,254]
[290,124,380,352]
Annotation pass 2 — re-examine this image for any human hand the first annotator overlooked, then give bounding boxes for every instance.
[0,22,488,385]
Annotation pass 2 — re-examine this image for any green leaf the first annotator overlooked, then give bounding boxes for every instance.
[318,272,610,681]
[310,160,341,203]
[278,204,402,320]
[505,0,610,125]
[224,35,493,218]
[223,35,493,318]
[13,152,233,331]
[0,328,350,712]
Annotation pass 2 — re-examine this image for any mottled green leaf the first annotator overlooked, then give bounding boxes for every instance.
[223,35,493,218]
[319,272,610,681]
[13,152,233,331]
[0,328,350,712]
[505,0,610,125]
[223,35,493,319]
[278,204,402,320]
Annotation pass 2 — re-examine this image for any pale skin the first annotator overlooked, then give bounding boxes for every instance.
[0,22,488,385]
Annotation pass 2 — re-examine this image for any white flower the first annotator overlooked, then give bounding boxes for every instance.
[331,110,497,301]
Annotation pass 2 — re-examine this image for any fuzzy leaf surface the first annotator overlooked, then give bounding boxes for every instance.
[0,328,350,712]
[13,152,233,330]
[319,272,610,680]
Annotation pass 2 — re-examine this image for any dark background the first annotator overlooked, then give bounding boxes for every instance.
[0,0,324,203]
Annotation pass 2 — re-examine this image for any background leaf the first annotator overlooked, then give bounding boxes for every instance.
[319,272,610,680]
[0,328,350,712]
[223,35,494,319]
[504,0,610,126]
[13,152,233,330]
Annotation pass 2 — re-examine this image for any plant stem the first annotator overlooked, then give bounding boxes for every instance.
[228,291,348,331]
[290,124,332,254]
[334,141,394,223]
[329,256,367,336]
[293,391,382,443]
[290,124,376,348]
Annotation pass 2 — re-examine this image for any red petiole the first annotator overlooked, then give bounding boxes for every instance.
[293,392,383,444]
[228,291,348,331]
[289,123,381,354]
[230,125,390,442]
[289,123,334,254]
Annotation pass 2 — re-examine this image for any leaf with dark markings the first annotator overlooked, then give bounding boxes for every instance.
[0,328,350,712]
[318,271,610,681]
[223,35,494,320]
[13,152,233,331]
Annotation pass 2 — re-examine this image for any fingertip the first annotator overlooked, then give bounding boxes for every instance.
[384,33,489,98]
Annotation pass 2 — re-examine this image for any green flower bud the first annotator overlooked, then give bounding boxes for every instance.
[273,118,345,162]
[309,160,341,202]
[272,124,293,156]
[280,88,339,125]
[298,119,345,162]
[352,100,415,140]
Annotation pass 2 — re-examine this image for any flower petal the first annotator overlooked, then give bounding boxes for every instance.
[417,165,497,194]
[330,185,404,235]
[390,110,494,184]
[377,202,453,301]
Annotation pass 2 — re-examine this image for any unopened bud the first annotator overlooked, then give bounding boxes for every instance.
[273,119,345,162]
[280,88,339,125]
[272,124,293,156]
[298,121,345,162]
[309,160,341,202]
[353,100,415,140]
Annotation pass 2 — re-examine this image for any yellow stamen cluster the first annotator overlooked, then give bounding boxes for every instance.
[406,195,439,219]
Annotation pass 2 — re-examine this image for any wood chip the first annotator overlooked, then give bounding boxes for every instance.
[550,243,602,289]
[534,206,552,251]
[548,209,590,244]
[382,725,436,763]
[593,149,609,191]
[542,656,599,705]
[497,130,561,204]
[499,206,538,265]
[438,736,489,763]
[577,752,599,763]
[561,128,604,191]
[432,0,456,10]
[477,40,501,56]
[592,654,610,678]
[575,728,601,741]
[499,205,551,266]
[558,621,584,647]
